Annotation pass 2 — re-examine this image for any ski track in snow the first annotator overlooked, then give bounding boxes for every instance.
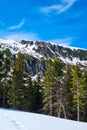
[0,113,29,130]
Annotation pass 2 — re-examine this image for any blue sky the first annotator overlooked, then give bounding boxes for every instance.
[0,0,87,48]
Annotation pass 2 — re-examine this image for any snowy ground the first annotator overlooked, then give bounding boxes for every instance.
[0,108,87,130]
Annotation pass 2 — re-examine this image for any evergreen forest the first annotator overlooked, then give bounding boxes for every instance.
[0,50,87,122]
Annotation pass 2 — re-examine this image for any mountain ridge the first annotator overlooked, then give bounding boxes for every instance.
[0,38,87,66]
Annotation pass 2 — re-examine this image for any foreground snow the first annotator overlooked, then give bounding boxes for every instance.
[0,108,87,130]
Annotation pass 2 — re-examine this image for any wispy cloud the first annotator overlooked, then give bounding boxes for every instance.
[40,0,76,15]
[4,32,40,41]
[8,19,25,30]
[48,37,72,46]
[0,20,5,26]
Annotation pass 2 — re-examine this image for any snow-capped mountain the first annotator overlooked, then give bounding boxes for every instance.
[0,108,87,130]
[0,38,87,65]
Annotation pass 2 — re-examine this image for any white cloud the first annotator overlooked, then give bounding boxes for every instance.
[40,0,76,14]
[4,32,40,41]
[8,19,25,30]
[48,37,72,46]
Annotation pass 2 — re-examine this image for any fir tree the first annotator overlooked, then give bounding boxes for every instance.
[72,65,82,121]
[9,52,26,110]
[53,59,66,118]
[43,59,55,116]
[22,76,33,111]
[0,50,12,108]
[43,59,66,118]
[80,69,87,121]
[63,64,74,119]
[33,79,43,113]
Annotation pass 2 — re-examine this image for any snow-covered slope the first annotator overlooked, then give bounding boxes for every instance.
[0,38,43,60]
[0,38,87,65]
[0,108,87,130]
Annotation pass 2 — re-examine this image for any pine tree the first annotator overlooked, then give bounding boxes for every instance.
[53,59,66,118]
[80,68,87,121]
[9,52,26,110]
[22,74,43,113]
[31,73,43,113]
[63,64,74,119]
[22,76,33,111]
[0,50,12,108]
[43,59,55,116]
[72,65,82,121]
[32,78,43,113]
[43,59,66,118]
[0,52,4,107]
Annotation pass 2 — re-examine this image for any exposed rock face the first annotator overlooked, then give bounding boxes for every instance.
[0,39,87,76]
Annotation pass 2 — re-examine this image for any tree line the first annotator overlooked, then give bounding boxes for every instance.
[0,51,87,122]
